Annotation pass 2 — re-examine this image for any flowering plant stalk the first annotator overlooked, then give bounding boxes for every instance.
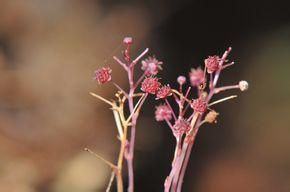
[89,37,248,192]
[89,37,163,192]
[154,47,248,192]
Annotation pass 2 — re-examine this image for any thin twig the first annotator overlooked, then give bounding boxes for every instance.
[131,48,149,66]
[113,56,128,71]
[106,171,115,192]
[208,95,237,106]
[84,148,118,170]
[113,83,129,98]
[90,92,114,106]
[112,107,124,138]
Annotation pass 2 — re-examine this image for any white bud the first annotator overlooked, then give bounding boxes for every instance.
[239,80,249,91]
[123,37,133,44]
[177,76,186,85]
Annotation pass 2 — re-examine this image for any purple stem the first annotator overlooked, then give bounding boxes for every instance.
[126,49,149,192]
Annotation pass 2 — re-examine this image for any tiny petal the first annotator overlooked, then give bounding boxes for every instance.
[189,67,205,87]
[205,56,221,73]
[191,98,207,113]
[155,104,172,121]
[239,80,249,91]
[177,76,186,85]
[141,77,161,94]
[94,67,112,84]
[141,56,163,76]
[156,85,172,99]
[123,37,133,45]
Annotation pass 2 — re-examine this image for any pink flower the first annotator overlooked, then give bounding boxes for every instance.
[123,37,133,45]
[189,67,204,87]
[141,56,163,76]
[141,77,161,94]
[177,76,186,85]
[173,118,190,135]
[156,85,172,99]
[191,98,207,113]
[205,56,221,73]
[94,67,112,84]
[155,104,172,121]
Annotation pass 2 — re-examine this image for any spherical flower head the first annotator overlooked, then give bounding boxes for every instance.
[177,76,186,85]
[141,77,161,94]
[191,98,207,113]
[205,55,221,73]
[94,67,112,84]
[123,37,133,45]
[155,104,172,121]
[239,80,249,91]
[189,67,205,86]
[173,118,190,135]
[156,85,172,99]
[141,56,163,76]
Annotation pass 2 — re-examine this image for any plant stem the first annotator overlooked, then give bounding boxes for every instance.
[176,122,201,192]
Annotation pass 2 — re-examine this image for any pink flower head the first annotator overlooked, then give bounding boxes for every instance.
[141,77,161,94]
[205,55,221,73]
[191,98,207,113]
[177,76,186,85]
[94,67,112,84]
[189,67,204,87]
[141,56,163,76]
[173,118,190,135]
[156,85,172,99]
[123,37,133,45]
[155,104,172,121]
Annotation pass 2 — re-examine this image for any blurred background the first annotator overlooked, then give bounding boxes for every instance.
[0,0,290,191]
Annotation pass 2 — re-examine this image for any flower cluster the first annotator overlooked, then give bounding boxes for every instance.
[191,98,207,113]
[155,104,172,121]
[205,55,221,73]
[141,77,161,94]
[189,67,204,87]
[156,85,172,99]
[94,67,112,84]
[92,37,249,192]
[153,47,248,192]
[141,56,163,76]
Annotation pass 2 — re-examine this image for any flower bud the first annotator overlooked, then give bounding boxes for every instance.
[177,76,186,85]
[239,80,249,91]
[123,37,133,45]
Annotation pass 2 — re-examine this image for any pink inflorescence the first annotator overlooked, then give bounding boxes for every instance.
[155,104,172,121]
[205,55,221,73]
[156,85,172,99]
[141,56,163,76]
[189,67,204,87]
[141,77,161,94]
[94,67,112,84]
[191,98,207,113]
[173,118,190,135]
